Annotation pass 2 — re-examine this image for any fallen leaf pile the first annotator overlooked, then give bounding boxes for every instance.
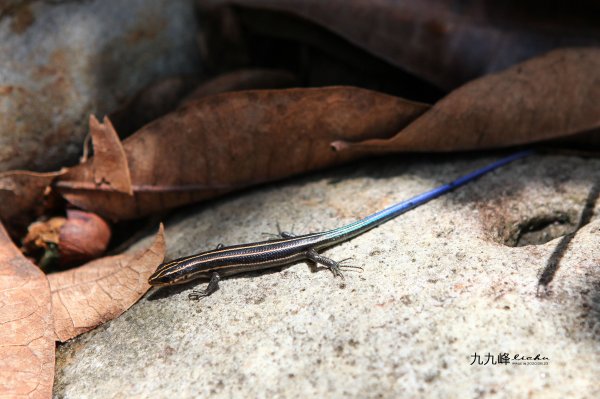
[56,87,429,220]
[51,48,599,221]
[0,223,54,398]
[0,223,164,397]
[48,225,165,342]
[1,2,599,396]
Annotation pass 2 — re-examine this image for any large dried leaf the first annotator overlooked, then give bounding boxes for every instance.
[0,169,65,234]
[110,70,298,137]
[333,48,600,153]
[56,86,429,220]
[86,115,133,194]
[48,224,165,342]
[0,222,55,399]
[206,0,600,89]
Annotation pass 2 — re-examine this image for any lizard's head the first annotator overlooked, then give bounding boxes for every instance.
[148,257,211,286]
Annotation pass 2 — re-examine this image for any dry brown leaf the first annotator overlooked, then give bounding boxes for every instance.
[332,48,600,153]
[0,169,65,235]
[71,115,133,195]
[109,70,297,136]
[0,222,55,399]
[48,224,165,342]
[208,0,600,89]
[54,116,135,211]
[56,86,429,220]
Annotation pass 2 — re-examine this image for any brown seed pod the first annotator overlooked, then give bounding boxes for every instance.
[23,210,111,267]
[58,209,111,265]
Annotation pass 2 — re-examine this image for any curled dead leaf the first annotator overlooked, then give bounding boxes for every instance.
[54,50,600,222]
[86,115,133,195]
[56,86,429,220]
[332,48,600,153]
[110,70,298,137]
[0,222,55,398]
[0,169,65,235]
[48,224,165,342]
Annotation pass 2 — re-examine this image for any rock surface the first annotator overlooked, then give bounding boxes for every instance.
[54,152,600,398]
[0,0,200,172]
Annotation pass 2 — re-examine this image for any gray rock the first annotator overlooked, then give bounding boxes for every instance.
[54,153,600,398]
[0,0,200,172]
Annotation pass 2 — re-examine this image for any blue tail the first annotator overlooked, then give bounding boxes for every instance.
[326,149,534,241]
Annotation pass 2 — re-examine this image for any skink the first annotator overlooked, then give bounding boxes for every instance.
[149,150,532,299]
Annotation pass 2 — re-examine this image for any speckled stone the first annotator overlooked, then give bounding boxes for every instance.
[54,153,600,398]
[0,0,200,172]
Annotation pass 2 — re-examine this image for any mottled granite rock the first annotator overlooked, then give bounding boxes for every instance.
[0,0,200,172]
[54,153,600,398]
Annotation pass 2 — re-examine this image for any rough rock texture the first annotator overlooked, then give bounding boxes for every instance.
[54,153,600,398]
[0,0,200,172]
